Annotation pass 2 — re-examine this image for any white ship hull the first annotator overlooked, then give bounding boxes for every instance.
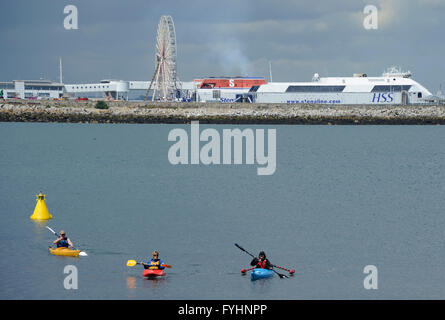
[254,92,404,105]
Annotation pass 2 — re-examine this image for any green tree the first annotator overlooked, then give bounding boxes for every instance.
[95,101,109,109]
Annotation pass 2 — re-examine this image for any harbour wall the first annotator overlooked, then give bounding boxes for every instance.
[1,100,445,125]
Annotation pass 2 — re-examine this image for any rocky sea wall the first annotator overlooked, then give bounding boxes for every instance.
[1,100,445,125]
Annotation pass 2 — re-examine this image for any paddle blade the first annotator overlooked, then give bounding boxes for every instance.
[234,243,244,251]
[126,260,138,267]
[272,269,288,279]
[161,264,172,268]
[46,226,58,236]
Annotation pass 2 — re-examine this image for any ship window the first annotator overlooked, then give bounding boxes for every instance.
[249,86,260,92]
[286,85,345,93]
[418,92,422,98]
[371,85,411,92]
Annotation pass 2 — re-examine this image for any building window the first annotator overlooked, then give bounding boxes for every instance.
[0,83,14,89]
[213,90,221,99]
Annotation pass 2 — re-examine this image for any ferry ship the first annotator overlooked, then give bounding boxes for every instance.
[249,67,433,105]
[196,68,434,105]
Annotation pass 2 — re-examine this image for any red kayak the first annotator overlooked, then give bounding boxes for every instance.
[142,269,165,278]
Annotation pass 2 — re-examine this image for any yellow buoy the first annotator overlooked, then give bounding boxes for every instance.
[30,193,53,220]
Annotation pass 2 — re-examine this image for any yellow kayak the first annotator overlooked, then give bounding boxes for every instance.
[49,247,81,257]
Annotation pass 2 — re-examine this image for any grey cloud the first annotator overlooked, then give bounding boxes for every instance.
[0,0,444,91]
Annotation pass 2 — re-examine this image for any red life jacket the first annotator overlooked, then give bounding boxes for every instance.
[256,259,267,269]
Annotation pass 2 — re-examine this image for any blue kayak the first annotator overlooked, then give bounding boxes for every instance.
[250,268,274,281]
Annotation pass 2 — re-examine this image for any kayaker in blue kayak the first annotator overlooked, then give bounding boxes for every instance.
[250,251,272,269]
[140,250,165,270]
[53,230,74,248]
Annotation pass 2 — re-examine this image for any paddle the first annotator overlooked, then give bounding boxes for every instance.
[234,243,256,258]
[272,264,295,275]
[126,259,172,268]
[241,267,255,274]
[271,268,289,278]
[234,243,288,279]
[46,226,87,256]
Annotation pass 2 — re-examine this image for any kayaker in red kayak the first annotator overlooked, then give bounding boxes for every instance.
[250,251,272,269]
[140,250,166,270]
[53,230,74,248]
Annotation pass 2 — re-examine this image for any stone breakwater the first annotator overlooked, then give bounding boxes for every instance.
[1,100,445,125]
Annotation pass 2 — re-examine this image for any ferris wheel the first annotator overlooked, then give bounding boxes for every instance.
[145,15,179,102]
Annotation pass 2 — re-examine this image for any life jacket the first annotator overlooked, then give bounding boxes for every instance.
[256,259,267,269]
[147,259,163,269]
[57,238,69,248]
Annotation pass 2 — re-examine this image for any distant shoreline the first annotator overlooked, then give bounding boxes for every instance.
[1,100,445,125]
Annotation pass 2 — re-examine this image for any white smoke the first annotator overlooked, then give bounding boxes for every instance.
[209,38,252,76]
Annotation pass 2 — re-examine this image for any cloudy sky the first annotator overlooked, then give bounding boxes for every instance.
[1,0,444,92]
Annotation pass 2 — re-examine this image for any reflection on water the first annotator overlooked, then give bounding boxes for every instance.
[126,276,137,289]
[126,275,167,290]
[142,276,166,289]
[31,220,50,228]
[32,220,51,246]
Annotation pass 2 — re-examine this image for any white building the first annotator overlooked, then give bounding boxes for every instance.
[63,79,196,101]
[64,80,130,100]
[0,80,63,99]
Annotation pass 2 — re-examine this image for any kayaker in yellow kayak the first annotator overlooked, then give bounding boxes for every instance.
[53,230,74,248]
[139,250,166,270]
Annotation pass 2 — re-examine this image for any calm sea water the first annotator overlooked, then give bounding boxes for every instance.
[1,122,445,299]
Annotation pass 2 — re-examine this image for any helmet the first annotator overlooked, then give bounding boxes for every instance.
[259,251,266,258]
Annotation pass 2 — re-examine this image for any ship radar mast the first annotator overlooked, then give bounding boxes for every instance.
[312,73,320,82]
[382,66,412,78]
